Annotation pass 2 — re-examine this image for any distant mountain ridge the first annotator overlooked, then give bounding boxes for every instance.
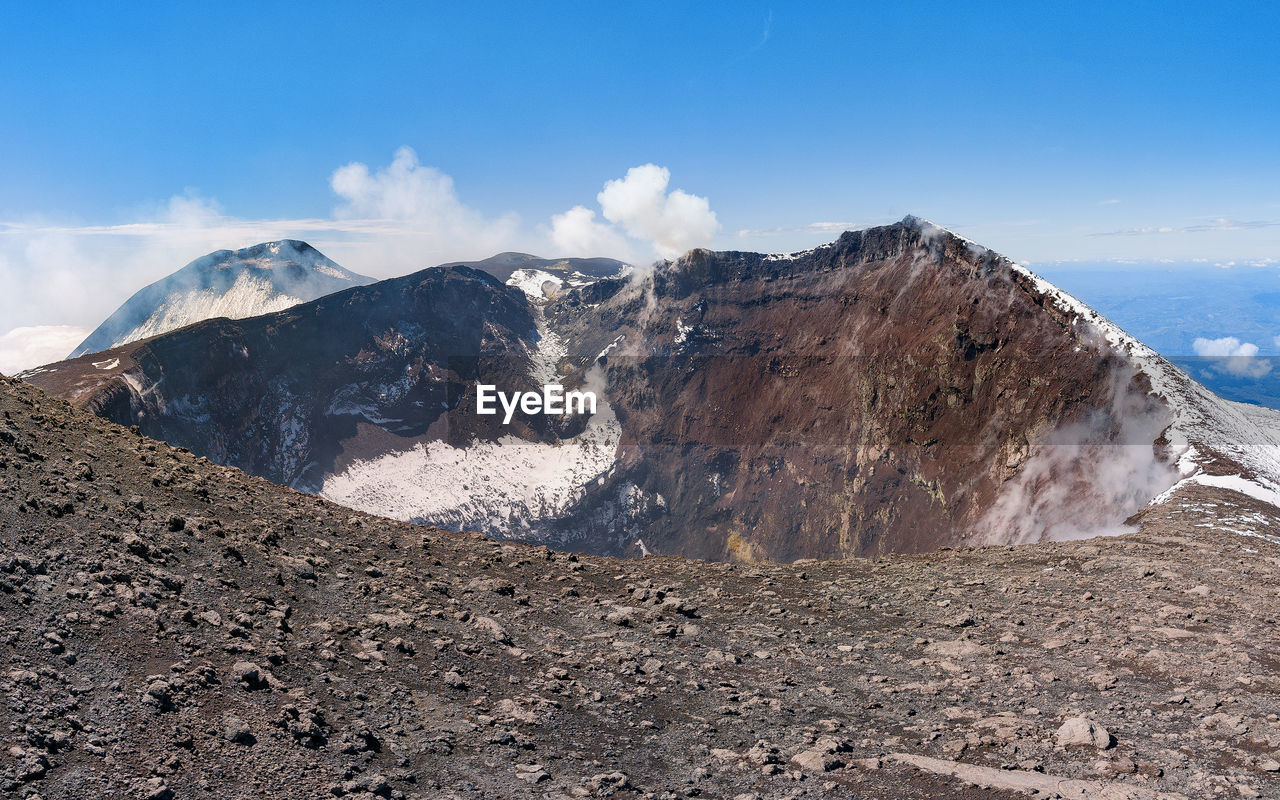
[68,240,373,358]
[437,252,630,284]
[28,219,1280,560]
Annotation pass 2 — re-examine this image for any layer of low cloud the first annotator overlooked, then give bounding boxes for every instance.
[551,164,720,261]
[1093,218,1280,237]
[0,325,90,375]
[736,220,866,239]
[1192,336,1272,378]
[0,194,244,362]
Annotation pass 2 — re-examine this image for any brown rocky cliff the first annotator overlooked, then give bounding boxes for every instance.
[555,219,1162,559]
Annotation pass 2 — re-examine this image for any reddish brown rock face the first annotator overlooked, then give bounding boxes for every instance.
[552,221,1172,559]
[24,220,1178,560]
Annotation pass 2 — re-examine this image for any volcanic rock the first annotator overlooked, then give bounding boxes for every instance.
[1056,717,1115,750]
[2,373,1280,797]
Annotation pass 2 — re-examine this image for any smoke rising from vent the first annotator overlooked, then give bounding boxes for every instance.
[972,361,1180,544]
[549,206,632,261]
[599,165,719,259]
[329,146,522,275]
[550,164,720,261]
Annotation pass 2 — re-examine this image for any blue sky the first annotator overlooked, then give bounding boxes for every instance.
[1,1,1279,369]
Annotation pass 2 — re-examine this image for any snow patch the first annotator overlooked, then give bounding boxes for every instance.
[764,247,819,262]
[1153,473,1280,508]
[506,269,564,300]
[596,335,625,362]
[524,302,567,385]
[319,395,622,541]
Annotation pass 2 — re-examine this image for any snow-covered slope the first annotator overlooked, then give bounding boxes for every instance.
[69,240,372,358]
[505,267,626,300]
[438,252,631,284]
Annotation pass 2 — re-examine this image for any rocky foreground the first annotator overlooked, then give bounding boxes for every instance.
[2,372,1280,799]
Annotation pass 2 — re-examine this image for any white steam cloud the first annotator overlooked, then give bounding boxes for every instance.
[1192,336,1271,378]
[599,165,720,258]
[551,164,720,261]
[550,206,632,260]
[330,146,521,275]
[330,152,718,270]
[973,362,1179,544]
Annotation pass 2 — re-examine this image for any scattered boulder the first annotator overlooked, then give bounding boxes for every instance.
[1056,716,1114,750]
[231,661,268,690]
[222,715,254,745]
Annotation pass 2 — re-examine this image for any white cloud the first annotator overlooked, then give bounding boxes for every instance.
[330,146,521,274]
[1192,336,1271,378]
[1094,218,1280,237]
[546,164,719,262]
[0,325,91,375]
[549,205,633,260]
[596,164,719,259]
[333,146,456,220]
[1193,336,1258,358]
